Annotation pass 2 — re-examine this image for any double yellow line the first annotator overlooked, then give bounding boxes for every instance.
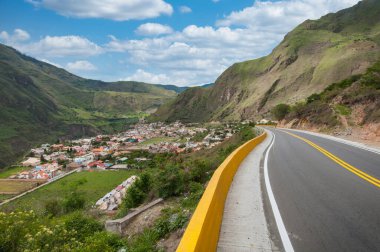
[283,131,380,188]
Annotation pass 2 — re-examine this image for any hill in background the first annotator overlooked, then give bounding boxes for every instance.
[0,44,179,168]
[152,0,380,123]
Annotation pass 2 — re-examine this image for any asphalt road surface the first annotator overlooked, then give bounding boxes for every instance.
[266,128,380,252]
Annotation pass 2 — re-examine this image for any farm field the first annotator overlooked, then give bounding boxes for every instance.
[0,179,41,194]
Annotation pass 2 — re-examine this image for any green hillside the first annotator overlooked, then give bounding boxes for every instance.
[0,44,176,168]
[153,0,380,122]
[275,60,380,128]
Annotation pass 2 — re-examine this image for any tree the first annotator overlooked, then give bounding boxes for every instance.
[271,104,291,120]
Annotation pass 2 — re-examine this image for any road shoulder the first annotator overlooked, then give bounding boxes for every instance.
[217,132,278,251]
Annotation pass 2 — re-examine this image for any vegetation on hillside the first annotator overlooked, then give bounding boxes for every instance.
[0,44,177,168]
[272,60,380,127]
[153,0,380,123]
[0,124,259,251]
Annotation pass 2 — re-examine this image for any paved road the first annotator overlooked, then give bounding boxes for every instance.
[266,128,380,251]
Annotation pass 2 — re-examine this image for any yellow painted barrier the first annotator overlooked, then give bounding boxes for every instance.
[176,131,267,252]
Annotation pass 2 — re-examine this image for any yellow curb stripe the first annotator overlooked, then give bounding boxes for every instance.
[284,131,380,188]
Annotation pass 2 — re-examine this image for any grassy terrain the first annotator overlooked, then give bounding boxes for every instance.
[0,166,29,179]
[0,180,38,194]
[0,44,178,168]
[1,170,138,213]
[273,60,380,126]
[153,0,380,123]
[0,125,259,251]
[138,137,177,146]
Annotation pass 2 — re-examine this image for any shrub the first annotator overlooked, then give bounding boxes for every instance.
[190,160,210,184]
[123,183,146,210]
[271,104,291,120]
[307,93,321,104]
[181,182,204,209]
[80,232,124,252]
[44,199,62,217]
[64,213,103,242]
[118,173,153,217]
[157,165,185,198]
[239,126,256,141]
[63,191,86,213]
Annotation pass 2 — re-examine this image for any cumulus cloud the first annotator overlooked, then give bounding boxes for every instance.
[106,0,360,86]
[5,0,360,85]
[18,35,102,57]
[27,0,173,21]
[216,0,360,32]
[0,29,30,43]
[124,69,172,84]
[179,6,192,14]
[135,23,173,36]
[66,60,97,71]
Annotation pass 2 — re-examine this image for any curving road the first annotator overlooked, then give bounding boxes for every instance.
[265,128,380,252]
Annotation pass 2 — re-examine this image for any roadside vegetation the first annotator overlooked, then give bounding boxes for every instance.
[0,124,259,251]
[271,60,380,127]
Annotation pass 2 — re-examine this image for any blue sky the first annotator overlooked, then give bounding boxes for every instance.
[0,0,360,86]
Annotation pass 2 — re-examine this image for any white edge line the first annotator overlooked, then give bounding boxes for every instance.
[283,128,380,155]
[264,131,295,252]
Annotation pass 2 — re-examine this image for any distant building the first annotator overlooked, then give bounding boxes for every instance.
[258,119,270,124]
[21,157,40,167]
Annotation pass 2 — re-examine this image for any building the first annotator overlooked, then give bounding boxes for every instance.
[21,157,41,167]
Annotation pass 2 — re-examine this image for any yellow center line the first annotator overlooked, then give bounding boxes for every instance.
[281,130,380,188]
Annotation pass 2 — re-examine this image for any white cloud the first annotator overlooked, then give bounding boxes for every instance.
[212,0,220,3]
[0,29,30,43]
[19,35,102,57]
[66,60,97,71]
[179,6,192,14]
[124,69,172,84]
[135,23,173,36]
[106,0,360,86]
[217,0,360,32]
[27,0,173,21]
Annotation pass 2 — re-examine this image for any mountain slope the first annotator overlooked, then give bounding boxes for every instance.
[0,44,176,168]
[279,60,380,140]
[153,0,380,122]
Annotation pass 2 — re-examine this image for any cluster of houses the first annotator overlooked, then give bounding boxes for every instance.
[95,175,138,211]
[12,122,237,181]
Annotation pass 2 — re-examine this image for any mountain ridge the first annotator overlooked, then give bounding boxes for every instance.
[0,43,179,168]
[152,0,380,123]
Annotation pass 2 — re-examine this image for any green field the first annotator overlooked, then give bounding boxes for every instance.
[0,166,29,179]
[0,169,138,213]
[138,137,177,146]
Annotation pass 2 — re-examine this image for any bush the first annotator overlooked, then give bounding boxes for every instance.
[63,191,86,213]
[80,232,124,252]
[272,104,291,120]
[157,165,185,198]
[181,182,204,209]
[64,213,103,242]
[123,183,146,210]
[307,93,321,104]
[190,160,210,184]
[0,211,80,252]
[118,173,153,217]
[239,125,255,141]
[44,199,62,217]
